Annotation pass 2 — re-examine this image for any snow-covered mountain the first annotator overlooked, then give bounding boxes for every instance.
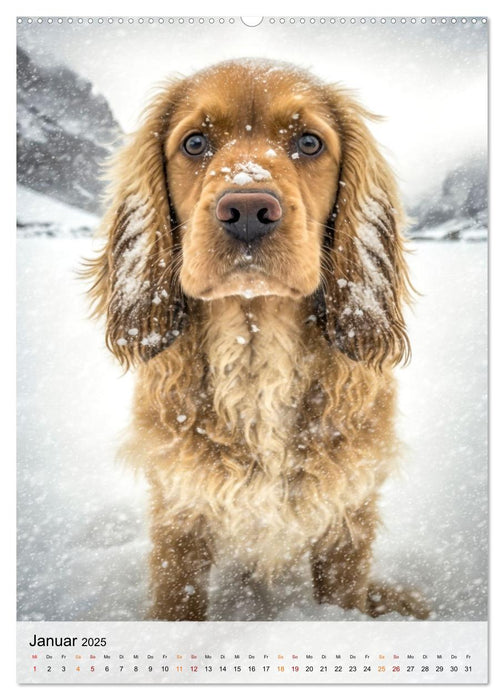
[17,46,122,215]
[408,156,487,241]
[16,44,487,242]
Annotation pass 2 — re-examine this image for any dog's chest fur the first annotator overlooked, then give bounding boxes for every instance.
[197,297,338,572]
[203,297,310,475]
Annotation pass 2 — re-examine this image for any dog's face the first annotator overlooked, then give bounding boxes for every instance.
[165,62,340,301]
[89,60,410,368]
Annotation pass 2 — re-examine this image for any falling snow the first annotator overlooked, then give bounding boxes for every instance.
[17,234,487,622]
[15,21,487,624]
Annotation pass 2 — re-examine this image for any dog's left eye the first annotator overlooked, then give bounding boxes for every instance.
[297,133,323,156]
[182,133,208,156]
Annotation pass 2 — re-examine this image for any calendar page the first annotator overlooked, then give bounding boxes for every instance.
[16,15,488,685]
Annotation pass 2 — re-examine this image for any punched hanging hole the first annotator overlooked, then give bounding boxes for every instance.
[241,17,263,27]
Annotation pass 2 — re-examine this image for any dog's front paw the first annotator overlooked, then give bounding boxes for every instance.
[365,582,430,620]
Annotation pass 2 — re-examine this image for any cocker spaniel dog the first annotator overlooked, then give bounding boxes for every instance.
[87,59,429,621]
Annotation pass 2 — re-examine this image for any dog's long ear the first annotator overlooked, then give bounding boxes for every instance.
[321,89,411,368]
[84,80,186,368]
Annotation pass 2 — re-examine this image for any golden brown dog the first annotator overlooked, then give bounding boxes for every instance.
[87,59,428,621]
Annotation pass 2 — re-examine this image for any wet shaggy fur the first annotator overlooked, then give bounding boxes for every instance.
[86,59,429,621]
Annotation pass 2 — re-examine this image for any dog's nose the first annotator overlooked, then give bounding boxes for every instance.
[215,191,282,243]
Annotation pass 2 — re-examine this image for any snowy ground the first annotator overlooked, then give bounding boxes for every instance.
[17,236,487,622]
[16,185,99,238]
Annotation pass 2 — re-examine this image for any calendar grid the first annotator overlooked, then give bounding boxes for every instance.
[17,621,488,684]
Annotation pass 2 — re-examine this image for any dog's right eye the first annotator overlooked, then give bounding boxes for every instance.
[182,133,208,156]
[297,133,323,157]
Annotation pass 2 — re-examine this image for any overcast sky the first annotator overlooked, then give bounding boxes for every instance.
[17,17,487,203]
